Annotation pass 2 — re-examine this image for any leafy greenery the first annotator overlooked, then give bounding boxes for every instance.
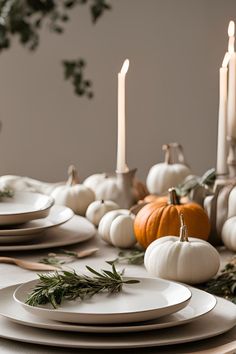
[0,187,14,198]
[204,256,236,304]
[40,249,81,267]
[0,0,111,97]
[175,168,216,198]
[26,264,139,308]
[107,249,145,266]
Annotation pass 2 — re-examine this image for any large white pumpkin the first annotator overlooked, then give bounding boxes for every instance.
[144,215,220,284]
[146,143,191,195]
[98,209,136,248]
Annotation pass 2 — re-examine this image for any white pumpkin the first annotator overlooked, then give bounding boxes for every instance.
[83,173,108,192]
[85,200,119,227]
[84,169,147,209]
[146,143,191,195]
[204,182,236,245]
[98,209,136,248]
[51,165,95,216]
[144,215,220,284]
[222,216,236,251]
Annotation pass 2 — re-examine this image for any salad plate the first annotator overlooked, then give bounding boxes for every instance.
[0,285,216,333]
[13,277,191,324]
[0,214,96,251]
[0,294,235,349]
[0,192,54,225]
[0,205,73,237]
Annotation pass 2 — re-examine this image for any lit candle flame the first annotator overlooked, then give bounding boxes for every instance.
[222,52,231,68]
[228,21,235,53]
[120,59,129,75]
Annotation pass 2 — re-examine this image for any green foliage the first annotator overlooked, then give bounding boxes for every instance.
[0,0,111,97]
[26,264,139,308]
[204,256,236,304]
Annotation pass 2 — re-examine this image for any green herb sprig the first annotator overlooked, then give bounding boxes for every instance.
[107,249,145,266]
[204,256,236,304]
[26,264,140,308]
[0,187,14,199]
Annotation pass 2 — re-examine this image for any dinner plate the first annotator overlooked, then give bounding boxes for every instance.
[14,277,191,324]
[0,192,54,225]
[0,214,96,251]
[0,205,73,237]
[0,285,216,333]
[0,295,235,348]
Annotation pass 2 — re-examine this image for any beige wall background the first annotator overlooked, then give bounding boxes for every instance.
[0,0,235,183]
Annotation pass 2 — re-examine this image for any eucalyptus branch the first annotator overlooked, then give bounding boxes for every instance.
[176,168,216,197]
[204,256,236,304]
[26,264,139,308]
[107,249,145,266]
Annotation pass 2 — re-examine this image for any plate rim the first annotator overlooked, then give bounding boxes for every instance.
[0,214,96,251]
[0,295,235,349]
[0,284,216,333]
[0,205,74,236]
[0,191,54,217]
[13,277,192,324]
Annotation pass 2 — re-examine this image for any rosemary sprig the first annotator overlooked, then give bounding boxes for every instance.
[204,256,236,303]
[26,264,140,308]
[107,249,145,266]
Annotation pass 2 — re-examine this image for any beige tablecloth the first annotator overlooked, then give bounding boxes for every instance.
[0,234,235,354]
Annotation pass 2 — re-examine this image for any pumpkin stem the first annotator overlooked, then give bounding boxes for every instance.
[101,199,104,204]
[67,165,79,186]
[163,144,172,164]
[168,188,181,205]
[179,213,189,242]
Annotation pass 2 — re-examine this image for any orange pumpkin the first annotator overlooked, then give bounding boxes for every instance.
[134,188,210,249]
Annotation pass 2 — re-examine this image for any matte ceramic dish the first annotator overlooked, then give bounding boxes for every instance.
[0,285,215,333]
[13,277,191,324]
[0,192,54,225]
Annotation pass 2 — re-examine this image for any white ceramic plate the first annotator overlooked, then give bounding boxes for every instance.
[14,278,191,324]
[0,294,235,349]
[0,205,73,237]
[0,192,54,225]
[0,214,96,251]
[0,285,215,333]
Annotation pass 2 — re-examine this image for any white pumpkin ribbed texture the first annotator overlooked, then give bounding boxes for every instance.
[146,163,191,195]
[98,209,136,248]
[144,236,220,284]
[51,185,95,216]
[85,200,119,227]
[222,217,236,251]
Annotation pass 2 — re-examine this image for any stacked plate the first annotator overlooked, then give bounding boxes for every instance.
[0,276,235,349]
[0,191,96,250]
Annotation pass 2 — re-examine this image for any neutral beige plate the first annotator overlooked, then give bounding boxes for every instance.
[13,277,191,324]
[0,192,54,225]
[0,214,96,251]
[0,291,235,348]
[0,285,215,333]
[0,205,73,238]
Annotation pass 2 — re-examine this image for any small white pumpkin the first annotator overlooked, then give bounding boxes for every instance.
[51,165,95,216]
[146,143,191,195]
[144,214,220,284]
[85,200,119,227]
[98,209,136,248]
[222,216,236,251]
[83,173,108,192]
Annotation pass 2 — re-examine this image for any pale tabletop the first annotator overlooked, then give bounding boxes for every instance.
[0,234,235,354]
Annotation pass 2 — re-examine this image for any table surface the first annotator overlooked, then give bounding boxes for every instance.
[0,233,235,354]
